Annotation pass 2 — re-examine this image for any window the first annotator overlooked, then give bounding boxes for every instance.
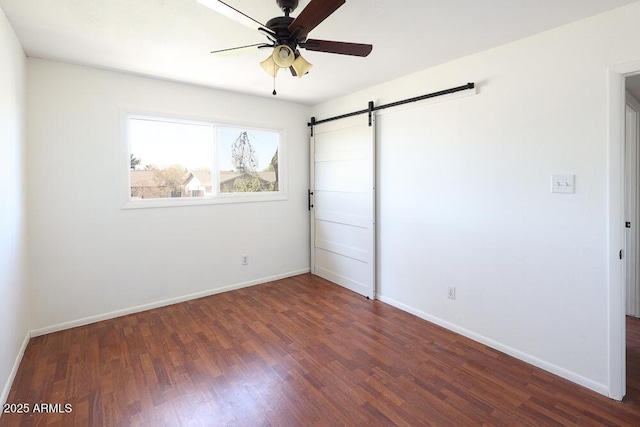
[125,114,284,208]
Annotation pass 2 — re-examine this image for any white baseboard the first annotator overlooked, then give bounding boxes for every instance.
[378,294,609,397]
[1,330,31,408]
[31,268,310,337]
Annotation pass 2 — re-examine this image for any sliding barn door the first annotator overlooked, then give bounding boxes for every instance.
[310,114,376,299]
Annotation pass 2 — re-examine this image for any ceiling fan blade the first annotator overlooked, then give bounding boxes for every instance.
[300,39,372,57]
[197,0,265,30]
[211,43,272,54]
[288,0,345,40]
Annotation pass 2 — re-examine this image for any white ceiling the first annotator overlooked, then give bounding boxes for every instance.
[1,0,637,105]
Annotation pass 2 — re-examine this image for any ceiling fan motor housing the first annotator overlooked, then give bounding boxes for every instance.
[265,16,297,45]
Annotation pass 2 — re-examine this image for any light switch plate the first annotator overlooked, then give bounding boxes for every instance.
[551,174,575,194]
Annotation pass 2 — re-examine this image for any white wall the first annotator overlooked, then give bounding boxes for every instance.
[312,2,640,395]
[27,59,311,333]
[0,9,28,405]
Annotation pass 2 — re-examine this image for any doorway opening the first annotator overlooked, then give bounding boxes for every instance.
[625,74,640,402]
[625,75,640,320]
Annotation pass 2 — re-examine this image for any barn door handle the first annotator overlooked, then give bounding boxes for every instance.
[308,190,314,210]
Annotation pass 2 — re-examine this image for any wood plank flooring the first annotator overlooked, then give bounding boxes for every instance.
[3,273,640,426]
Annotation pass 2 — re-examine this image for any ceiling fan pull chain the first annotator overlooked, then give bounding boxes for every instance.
[272,63,277,95]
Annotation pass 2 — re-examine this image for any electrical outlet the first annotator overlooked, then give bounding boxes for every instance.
[241,255,249,266]
[447,286,456,300]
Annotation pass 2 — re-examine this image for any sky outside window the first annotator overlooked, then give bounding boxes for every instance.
[129,118,213,170]
[130,118,278,172]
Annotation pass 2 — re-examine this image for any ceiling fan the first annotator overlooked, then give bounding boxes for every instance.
[198,0,373,87]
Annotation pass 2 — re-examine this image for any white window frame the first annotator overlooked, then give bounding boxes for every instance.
[121,111,287,209]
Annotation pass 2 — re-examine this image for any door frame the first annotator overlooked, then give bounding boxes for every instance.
[608,60,640,401]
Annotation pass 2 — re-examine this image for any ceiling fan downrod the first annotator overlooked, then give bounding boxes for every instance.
[276,0,299,16]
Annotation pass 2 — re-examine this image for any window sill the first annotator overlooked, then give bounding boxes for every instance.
[121,193,287,210]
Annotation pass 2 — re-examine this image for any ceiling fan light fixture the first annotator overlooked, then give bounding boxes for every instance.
[292,54,313,78]
[272,45,295,68]
[260,55,279,77]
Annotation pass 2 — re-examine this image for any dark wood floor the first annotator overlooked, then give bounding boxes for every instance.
[3,274,640,426]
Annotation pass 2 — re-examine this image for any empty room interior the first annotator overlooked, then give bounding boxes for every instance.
[6,0,640,425]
